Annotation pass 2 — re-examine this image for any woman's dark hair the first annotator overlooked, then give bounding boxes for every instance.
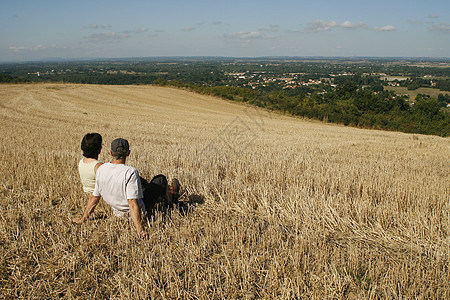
[81,133,102,159]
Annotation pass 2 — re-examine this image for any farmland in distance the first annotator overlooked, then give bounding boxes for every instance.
[0,83,448,299]
[385,85,450,101]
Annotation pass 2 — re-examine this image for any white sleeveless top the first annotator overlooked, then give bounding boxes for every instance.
[78,159,101,194]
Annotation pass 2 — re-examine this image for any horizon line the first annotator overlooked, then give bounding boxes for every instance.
[1,55,450,64]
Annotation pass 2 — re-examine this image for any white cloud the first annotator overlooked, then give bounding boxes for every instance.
[182,27,195,32]
[88,24,103,29]
[87,24,112,29]
[341,21,367,29]
[427,14,439,19]
[341,20,357,29]
[303,20,337,33]
[8,44,65,52]
[8,46,28,52]
[84,27,148,42]
[374,25,395,32]
[225,31,268,39]
[136,28,148,33]
[429,23,450,33]
[84,32,130,42]
[301,20,395,33]
[122,28,149,34]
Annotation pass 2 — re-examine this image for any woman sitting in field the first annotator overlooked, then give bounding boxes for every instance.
[78,133,103,194]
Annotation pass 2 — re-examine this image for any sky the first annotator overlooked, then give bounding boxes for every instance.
[1,0,449,62]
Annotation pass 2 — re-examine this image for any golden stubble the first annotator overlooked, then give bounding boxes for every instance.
[0,83,448,299]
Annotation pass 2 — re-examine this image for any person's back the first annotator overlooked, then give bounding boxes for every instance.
[94,162,144,218]
[78,133,103,193]
[79,159,101,193]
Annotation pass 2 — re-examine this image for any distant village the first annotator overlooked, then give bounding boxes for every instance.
[223,71,418,89]
[9,59,448,102]
[25,66,438,92]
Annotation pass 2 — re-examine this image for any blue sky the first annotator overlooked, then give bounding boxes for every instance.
[1,0,449,62]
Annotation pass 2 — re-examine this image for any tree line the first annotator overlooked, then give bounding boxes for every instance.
[154,79,449,137]
[0,73,29,83]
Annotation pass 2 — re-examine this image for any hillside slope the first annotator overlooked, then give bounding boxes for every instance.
[0,84,448,298]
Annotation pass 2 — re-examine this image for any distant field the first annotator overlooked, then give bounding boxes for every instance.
[0,84,448,298]
[385,86,449,100]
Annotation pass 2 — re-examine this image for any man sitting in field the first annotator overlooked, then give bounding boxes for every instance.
[73,138,149,238]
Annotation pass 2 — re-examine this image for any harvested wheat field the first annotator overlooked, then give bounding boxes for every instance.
[0,83,448,299]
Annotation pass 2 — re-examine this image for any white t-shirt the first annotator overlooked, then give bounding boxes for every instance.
[93,162,144,218]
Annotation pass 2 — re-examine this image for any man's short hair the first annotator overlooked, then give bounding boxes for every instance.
[111,138,130,159]
[81,133,102,159]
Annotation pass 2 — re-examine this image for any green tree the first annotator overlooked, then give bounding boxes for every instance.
[413,95,441,119]
[437,94,450,108]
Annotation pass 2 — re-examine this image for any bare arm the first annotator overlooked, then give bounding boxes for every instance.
[72,195,101,224]
[94,162,103,173]
[128,199,148,239]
